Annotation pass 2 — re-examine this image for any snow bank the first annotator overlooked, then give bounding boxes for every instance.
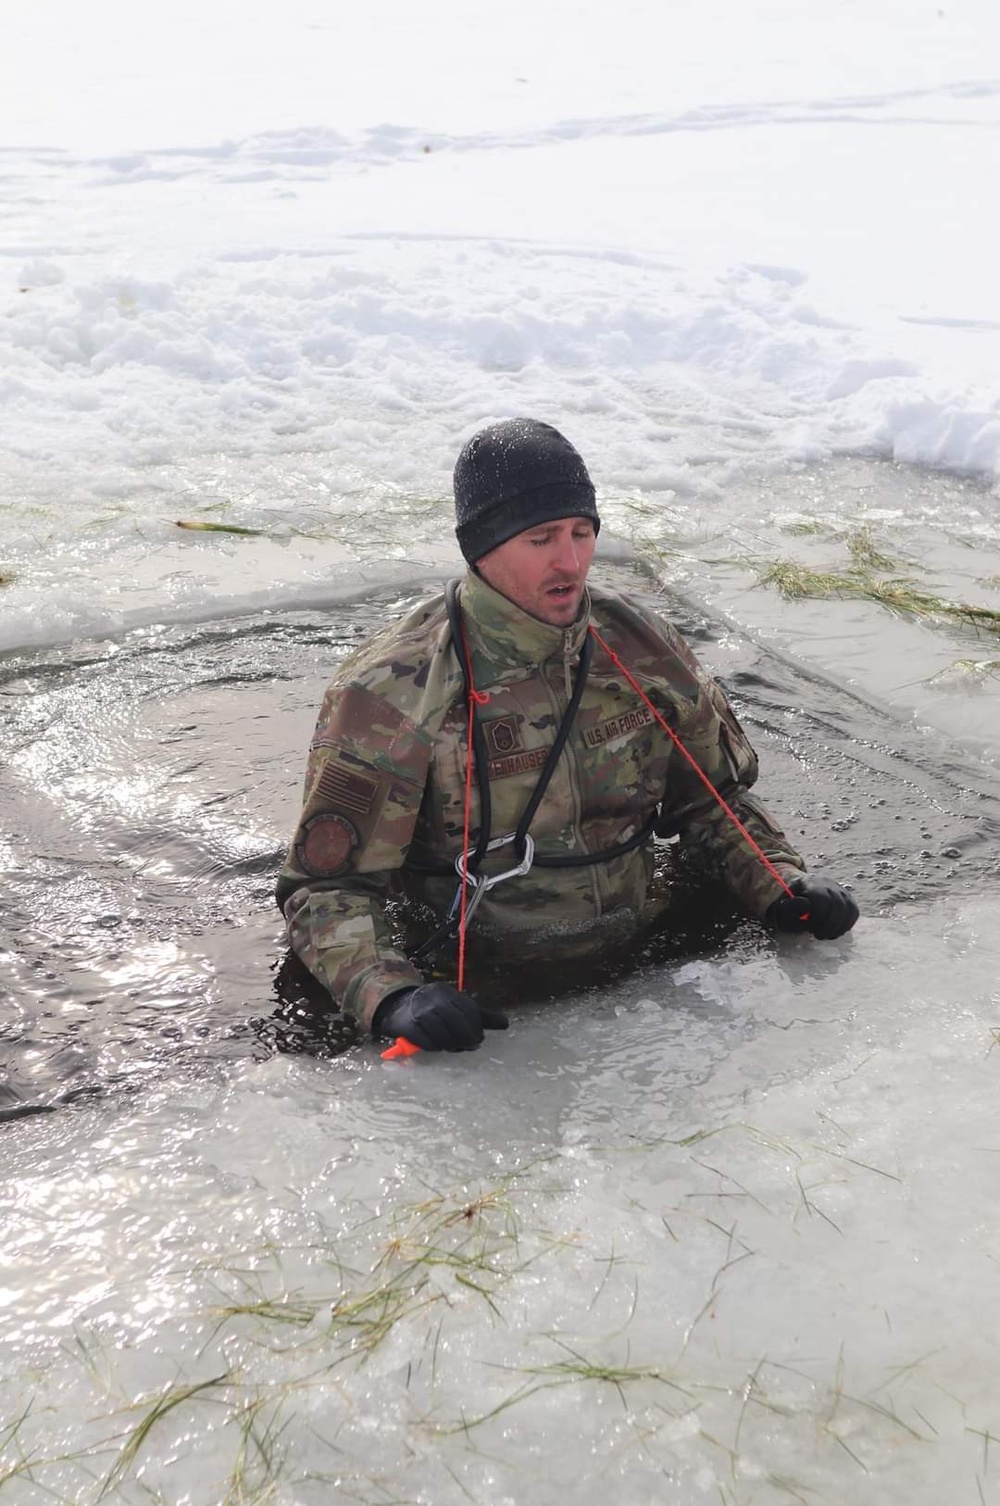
[1,0,998,655]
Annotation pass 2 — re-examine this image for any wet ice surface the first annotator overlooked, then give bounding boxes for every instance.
[3,559,1000,1503]
[4,906,1000,1504]
[680,457,1000,764]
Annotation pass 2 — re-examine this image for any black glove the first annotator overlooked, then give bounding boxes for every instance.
[765,875,859,940]
[372,982,509,1052]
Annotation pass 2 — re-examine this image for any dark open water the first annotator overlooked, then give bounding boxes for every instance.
[4,560,999,1121]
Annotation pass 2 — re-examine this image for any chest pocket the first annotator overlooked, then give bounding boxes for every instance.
[575,682,672,824]
[426,688,579,856]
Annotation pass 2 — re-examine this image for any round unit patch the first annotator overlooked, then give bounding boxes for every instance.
[296,813,359,878]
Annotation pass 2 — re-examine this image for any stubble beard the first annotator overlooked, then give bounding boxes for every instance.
[534,580,584,626]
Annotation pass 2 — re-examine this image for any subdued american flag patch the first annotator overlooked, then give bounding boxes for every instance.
[315,760,380,816]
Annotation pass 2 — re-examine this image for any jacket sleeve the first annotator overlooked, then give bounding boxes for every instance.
[653,624,806,917]
[275,681,433,1032]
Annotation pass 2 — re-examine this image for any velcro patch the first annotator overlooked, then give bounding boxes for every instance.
[482,715,523,758]
[315,759,380,816]
[296,813,359,878]
[488,746,549,781]
[582,704,656,748]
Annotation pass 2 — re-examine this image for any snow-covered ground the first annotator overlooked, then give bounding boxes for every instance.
[3,0,999,660]
[3,3,1000,1502]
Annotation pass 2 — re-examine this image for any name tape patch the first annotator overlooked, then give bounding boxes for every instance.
[583,704,656,748]
[488,747,549,782]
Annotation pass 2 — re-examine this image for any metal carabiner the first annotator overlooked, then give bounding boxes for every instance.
[453,833,535,926]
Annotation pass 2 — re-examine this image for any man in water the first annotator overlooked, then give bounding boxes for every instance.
[276,419,858,1052]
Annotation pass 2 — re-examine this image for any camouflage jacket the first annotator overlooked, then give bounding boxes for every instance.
[276,572,805,1030]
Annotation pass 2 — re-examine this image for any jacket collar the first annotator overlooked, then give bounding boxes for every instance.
[458,569,591,670]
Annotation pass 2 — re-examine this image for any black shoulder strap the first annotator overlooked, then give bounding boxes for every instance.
[511,630,591,858]
[444,578,492,872]
[406,594,655,903]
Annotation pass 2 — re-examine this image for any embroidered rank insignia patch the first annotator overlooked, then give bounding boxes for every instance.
[483,716,523,758]
[296,813,359,877]
[315,760,380,816]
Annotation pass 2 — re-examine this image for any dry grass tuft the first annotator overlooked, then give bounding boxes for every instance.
[756,552,1000,637]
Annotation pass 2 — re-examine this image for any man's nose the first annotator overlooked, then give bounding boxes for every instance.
[552,538,583,572]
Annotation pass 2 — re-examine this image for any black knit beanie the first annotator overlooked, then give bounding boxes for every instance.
[453,418,600,565]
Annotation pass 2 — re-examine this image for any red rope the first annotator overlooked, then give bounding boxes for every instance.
[384,618,489,1055]
[587,625,797,900]
[458,623,798,976]
[386,614,798,1058]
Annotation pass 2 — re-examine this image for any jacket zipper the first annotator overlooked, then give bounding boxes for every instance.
[551,630,601,916]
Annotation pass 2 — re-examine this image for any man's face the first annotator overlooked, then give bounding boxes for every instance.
[476,516,597,627]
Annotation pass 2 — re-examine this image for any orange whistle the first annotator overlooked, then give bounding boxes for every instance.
[381,1037,422,1061]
